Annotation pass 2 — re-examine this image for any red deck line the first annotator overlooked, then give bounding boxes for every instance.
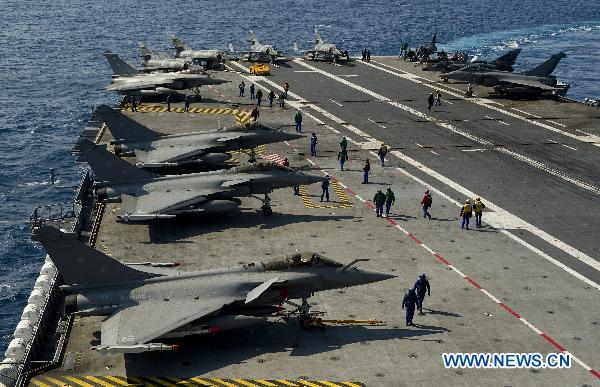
[408,234,422,244]
[433,253,450,266]
[465,277,482,289]
[498,303,521,319]
[539,333,566,352]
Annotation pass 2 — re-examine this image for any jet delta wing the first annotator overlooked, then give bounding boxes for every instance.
[100,296,234,348]
[495,75,559,90]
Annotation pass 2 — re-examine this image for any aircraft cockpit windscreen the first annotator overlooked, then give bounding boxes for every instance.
[262,252,343,270]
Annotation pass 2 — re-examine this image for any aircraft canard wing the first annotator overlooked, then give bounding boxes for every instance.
[498,76,557,90]
[121,191,210,217]
[221,177,252,188]
[101,297,232,346]
[135,146,208,164]
[245,276,284,304]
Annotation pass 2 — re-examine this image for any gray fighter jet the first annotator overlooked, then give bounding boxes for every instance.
[75,139,325,220]
[416,32,438,60]
[139,44,188,72]
[95,104,304,169]
[425,49,521,73]
[104,52,228,97]
[441,52,569,96]
[171,35,227,69]
[33,225,394,354]
[305,29,349,63]
[240,31,282,63]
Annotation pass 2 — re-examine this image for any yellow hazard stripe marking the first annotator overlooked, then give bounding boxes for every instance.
[43,377,70,386]
[63,376,96,387]
[103,376,137,386]
[144,376,180,387]
[298,181,352,209]
[30,379,52,387]
[32,376,364,387]
[254,381,281,387]
[231,379,261,387]
[190,378,217,386]
[296,381,322,387]
[165,377,196,385]
[211,379,239,387]
[84,376,118,387]
[318,382,346,387]
[129,376,158,386]
[230,145,266,156]
[132,104,248,121]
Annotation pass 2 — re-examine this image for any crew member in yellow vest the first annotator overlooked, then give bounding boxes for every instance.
[460,198,472,230]
[473,196,486,228]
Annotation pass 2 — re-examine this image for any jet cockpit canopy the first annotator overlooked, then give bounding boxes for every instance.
[262,252,343,270]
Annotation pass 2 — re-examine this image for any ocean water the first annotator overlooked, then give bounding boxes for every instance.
[0,0,598,354]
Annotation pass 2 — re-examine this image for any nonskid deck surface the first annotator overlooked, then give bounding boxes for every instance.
[30,58,599,386]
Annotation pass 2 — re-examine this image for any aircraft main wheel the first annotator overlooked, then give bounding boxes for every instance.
[262,206,273,216]
[299,316,312,329]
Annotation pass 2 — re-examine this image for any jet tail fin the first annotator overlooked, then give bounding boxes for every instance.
[249,30,259,45]
[490,48,521,67]
[73,139,157,183]
[95,105,163,142]
[523,52,566,77]
[314,28,323,44]
[171,35,188,56]
[139,44,152,61]
[104,51,138,76]
[31,225,159,286]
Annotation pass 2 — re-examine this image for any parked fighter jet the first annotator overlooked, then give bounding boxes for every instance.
[425,48,521,73]
[104,52,228,97]
[240,31,282,63]
[171,35,227,69]
[416,32,438,60]
[305,29,349,63]
[33,225,394,354]
[95,105,303,170]
[75,139,325,220]
[441,52,568,96]
[139,44,188,72]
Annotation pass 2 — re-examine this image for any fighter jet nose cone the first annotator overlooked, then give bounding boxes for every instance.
[209,78,229,85]
[361,270,396,284]
[285,132,305,141]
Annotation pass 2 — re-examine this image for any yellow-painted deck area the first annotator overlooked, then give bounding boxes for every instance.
[123,104,251,125]
[30,376,365,387]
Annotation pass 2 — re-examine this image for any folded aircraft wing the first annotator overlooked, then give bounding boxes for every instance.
[100,297,232,346]
[498,76,557,91]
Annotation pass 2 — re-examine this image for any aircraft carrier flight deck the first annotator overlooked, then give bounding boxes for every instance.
[6,56,600,386]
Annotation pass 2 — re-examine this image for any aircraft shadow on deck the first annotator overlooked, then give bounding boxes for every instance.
[122,321,448,376]
[144,211,355,243]
[387,214,417,221]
